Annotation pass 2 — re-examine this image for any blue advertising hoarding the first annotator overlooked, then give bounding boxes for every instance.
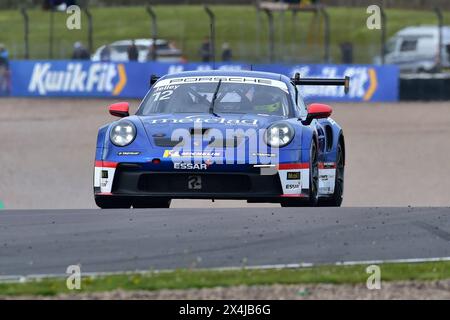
[9,60,398,102]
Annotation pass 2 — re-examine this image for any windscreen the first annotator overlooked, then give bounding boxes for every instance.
[138,77,292,117]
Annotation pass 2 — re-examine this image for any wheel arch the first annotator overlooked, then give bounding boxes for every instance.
[338,132,345,166]
[302,126,319,149]
[95,124,109,160]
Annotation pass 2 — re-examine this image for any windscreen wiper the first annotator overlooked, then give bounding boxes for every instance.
[209,80,222,118]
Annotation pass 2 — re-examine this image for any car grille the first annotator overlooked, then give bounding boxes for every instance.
[153,137,184,147]
[138,173,251,193]
[111,167,283,196]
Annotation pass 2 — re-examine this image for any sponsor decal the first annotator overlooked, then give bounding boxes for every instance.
[286,183,300,190]
[163,150,221,158]
[319,162,336,169]
[174,163,208,170]
[117,151,140,156]
[287,172,301,180]
[27,62,126,96]
[155,76,289,93]
[147,116,258,126]
[168,76,272,85]
[291,66,383,101]
[252,152,277,157]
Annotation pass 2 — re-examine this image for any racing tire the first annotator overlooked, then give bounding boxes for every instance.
[95,196,132,209]
[318,142,344,207]
[281,140,319,207]
[132,199,171,209]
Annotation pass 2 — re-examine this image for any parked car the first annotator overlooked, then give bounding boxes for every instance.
[376,26,450,73]
[91,39,185,63]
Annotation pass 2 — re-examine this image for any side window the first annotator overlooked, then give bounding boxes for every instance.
[297,94,308,118]
[114,45,128,54]
[289,82,300,113]
[400,39,418,52]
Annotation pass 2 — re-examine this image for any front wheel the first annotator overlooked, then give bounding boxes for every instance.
[281,140,319,207]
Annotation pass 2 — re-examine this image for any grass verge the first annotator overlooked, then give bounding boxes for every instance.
[1,261,450,297]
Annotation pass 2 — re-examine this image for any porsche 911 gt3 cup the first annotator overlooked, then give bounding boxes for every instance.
[94,70,348,208]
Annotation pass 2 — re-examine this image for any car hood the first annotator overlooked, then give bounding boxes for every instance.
[137,113,286,147]
[139,113,285,132]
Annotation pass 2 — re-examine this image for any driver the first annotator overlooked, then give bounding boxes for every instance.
[250,88,282,115]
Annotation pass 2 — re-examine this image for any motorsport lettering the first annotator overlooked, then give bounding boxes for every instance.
[147,117,258,125]
[174,163,208,170]
[28,62,122,95]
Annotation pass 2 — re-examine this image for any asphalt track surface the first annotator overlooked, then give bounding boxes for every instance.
[1,207,449,277]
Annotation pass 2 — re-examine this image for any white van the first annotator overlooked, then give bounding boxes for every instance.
[380,26,450,73]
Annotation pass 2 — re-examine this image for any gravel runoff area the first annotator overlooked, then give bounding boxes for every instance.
[1,99,450,208]
[2,280,450,300]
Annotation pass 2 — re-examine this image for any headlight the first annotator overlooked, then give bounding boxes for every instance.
[110,121,136,147]
[264,122,294,148]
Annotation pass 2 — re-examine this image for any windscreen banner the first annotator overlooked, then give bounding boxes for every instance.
[9,60,399,102]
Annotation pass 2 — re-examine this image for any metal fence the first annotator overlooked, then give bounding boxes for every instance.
[3,0,450,10]
[0,4,447,64]
[325,0,450,10]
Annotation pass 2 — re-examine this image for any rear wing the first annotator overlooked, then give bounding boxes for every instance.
[291,73,350,94]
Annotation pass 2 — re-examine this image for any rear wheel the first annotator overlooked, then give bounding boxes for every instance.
[133,199,171,209]
[95,197,131,209]
[318,142,344,207]
[281,140,319,207]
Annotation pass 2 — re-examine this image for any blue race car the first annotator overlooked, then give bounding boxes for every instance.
[94,70,349,208]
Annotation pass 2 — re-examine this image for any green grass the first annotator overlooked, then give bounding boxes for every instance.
[0,5,449,63]
[1,261,450,297]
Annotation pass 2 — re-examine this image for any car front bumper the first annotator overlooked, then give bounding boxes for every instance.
[94,161,311,201]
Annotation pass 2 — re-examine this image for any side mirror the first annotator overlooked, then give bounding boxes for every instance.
[304,103,332,124]
[150,74,160,87]
[109,102,129,118]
